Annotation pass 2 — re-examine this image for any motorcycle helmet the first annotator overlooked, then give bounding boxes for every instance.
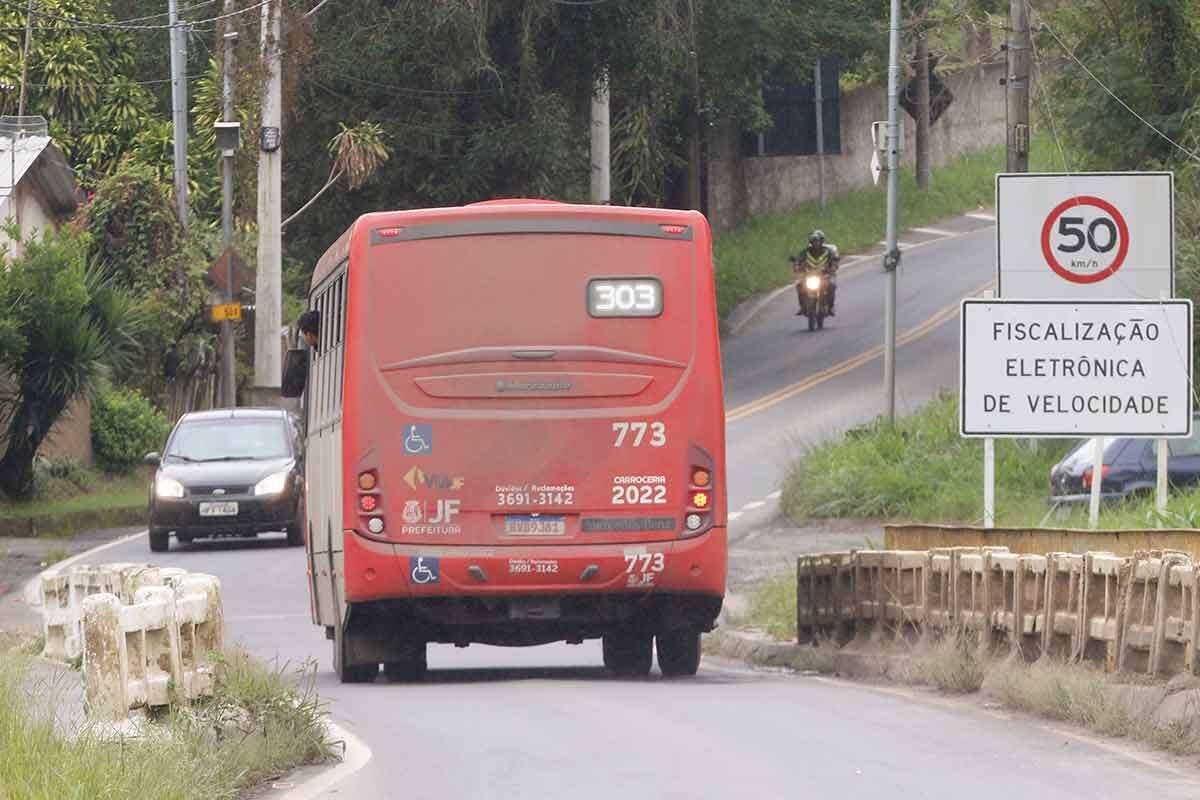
[809,230,825,246]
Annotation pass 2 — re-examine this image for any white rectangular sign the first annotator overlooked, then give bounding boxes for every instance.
[960,300,1192,437]
[996,172,1173,299]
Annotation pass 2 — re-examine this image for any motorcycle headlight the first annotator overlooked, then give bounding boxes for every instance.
[254,470,291,496]
[804,275,822,291]
[155,476,185,499]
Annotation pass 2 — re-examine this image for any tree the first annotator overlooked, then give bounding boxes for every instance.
[0,228,144,499]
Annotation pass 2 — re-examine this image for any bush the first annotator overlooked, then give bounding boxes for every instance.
[91,388,169,473]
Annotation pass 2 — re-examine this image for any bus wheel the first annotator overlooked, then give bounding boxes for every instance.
[656,630,701,677]
[602,632,653,677]
[384,645,428,683]
[334,621,377,684]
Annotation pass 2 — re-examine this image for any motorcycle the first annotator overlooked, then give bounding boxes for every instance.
[790,257,832,331]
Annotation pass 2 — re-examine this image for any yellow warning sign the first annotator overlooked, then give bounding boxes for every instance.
[210,303,242,322]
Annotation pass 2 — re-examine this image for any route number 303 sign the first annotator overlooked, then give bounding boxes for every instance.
[996,172,1173,300]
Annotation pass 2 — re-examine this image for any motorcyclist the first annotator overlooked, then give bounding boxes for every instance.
[793,230,839,316]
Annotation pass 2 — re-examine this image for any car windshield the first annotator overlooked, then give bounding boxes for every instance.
[1060,437,1123,471]
[165,419,290,462]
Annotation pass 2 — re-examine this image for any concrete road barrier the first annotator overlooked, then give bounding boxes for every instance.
[795,548,1200,681]
[39,562,223,722]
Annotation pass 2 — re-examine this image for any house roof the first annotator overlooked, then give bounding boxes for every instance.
[0,134,79,217]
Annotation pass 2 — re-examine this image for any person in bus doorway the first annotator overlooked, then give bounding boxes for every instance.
[794,230,839,316]
[298,310,320,350]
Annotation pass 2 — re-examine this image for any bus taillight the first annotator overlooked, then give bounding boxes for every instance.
[691,468,711,487]
[358,471,378,490]
[689,490,711,509]
[360,494,379,513]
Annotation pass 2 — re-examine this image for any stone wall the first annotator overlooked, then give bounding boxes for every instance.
[707,60,1008,232]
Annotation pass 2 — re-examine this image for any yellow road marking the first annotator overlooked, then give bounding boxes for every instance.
[725,279,994,423]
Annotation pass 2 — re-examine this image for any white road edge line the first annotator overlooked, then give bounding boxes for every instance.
[766,490,782,500]
[966,212,996,222]
[22,529,149,607]
[741,501,766,511]
[727,511,744,520]
[913,226,955,237]
[281,719,374,800]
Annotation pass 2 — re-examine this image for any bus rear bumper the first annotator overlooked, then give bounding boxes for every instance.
[340,526,726,647]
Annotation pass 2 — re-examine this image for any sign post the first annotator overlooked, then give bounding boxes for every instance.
[1088,436,1104,529]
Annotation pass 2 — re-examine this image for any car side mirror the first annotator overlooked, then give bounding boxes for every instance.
[144,452,161,466]
[281,348,307,398]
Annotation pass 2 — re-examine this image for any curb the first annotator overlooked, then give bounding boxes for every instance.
[0,506,146,539]
[703,627,837,673]
[279,719,373,800]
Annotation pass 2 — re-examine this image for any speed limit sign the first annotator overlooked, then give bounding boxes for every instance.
[997,172,1173,300]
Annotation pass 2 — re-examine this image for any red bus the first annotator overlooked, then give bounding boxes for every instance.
[284,200,726,683]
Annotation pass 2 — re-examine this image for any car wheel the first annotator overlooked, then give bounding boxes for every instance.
[602,631,653,677]
[286,522,304,547]
[149,529,170,553]
[333,617,377,684]
[656,630,702,677]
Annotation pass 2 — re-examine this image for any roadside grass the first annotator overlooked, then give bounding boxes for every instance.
[0,647,334,799]
[712,135,1058,320]
[0,471,145,520]
[781,390,1074,527]
[741,568,797,641]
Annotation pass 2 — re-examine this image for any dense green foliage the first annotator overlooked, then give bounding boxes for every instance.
[91,387,169,472]
[0,228,144,499]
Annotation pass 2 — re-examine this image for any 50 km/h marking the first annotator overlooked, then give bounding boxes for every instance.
[1040,195,1130,284]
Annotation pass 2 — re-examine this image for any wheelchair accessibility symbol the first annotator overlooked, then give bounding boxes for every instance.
[410,556,439,585]
[404,424,433,455]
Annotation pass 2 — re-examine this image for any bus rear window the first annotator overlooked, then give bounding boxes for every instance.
[366,234,694,366]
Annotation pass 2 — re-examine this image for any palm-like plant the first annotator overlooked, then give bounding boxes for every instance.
[281,122,390,230]
[0,228,144,499]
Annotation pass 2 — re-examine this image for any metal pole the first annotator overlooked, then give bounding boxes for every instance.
[590,70,610,204]
[219,12,237,408]
[984,437,995,528]
[1006,0,1031,172]
[1156,438,1168,526]
[255,0,282,393]
[882,0,902,423]
[814,58,825,208]
[1088,436,1104,530]
[17,0,33,117]
[168,0,189,227]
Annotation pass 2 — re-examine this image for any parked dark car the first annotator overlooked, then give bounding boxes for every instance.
[1049,420,1200,505]
[144,408,305,553]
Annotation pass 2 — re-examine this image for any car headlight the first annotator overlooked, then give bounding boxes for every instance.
[155,476,185,499]
[254,470,291,496]
[804,275,822,291]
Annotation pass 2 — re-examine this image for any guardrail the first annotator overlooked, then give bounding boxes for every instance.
[796,547,1200,677]
[39,563,224,721]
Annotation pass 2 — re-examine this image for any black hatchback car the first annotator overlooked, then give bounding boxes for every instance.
[1049,419,1200,505]
[144,408,305,552]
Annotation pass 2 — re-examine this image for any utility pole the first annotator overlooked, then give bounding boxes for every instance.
[685,0,701,211]
[590,70,610,204]
[882,0,902,424]
[17,0,33,117]
[255,0,282,396]
[168,0,189,227]
[218,1,238,408]
[814,58,826,208]
[1006,0,1031,172]
[915,36,931,190]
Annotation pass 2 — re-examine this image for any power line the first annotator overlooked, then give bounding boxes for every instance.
[0,0,271,31]
[1032,2,1200,166]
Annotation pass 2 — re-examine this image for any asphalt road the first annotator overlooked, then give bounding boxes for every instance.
[72,214,1200,798]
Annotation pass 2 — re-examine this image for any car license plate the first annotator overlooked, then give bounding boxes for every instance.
[509,597,561,620]
[199,501,238,517]
[504,514,565,536]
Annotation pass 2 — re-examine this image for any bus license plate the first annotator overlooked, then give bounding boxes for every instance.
[199,502,238,517]
[504,515,565,536]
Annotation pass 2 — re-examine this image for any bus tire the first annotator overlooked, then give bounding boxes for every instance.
[149,529,170,553]
[334,620,377,684]
[656,630,701,677]
[602,632,653,677]
[384,645,428,682]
